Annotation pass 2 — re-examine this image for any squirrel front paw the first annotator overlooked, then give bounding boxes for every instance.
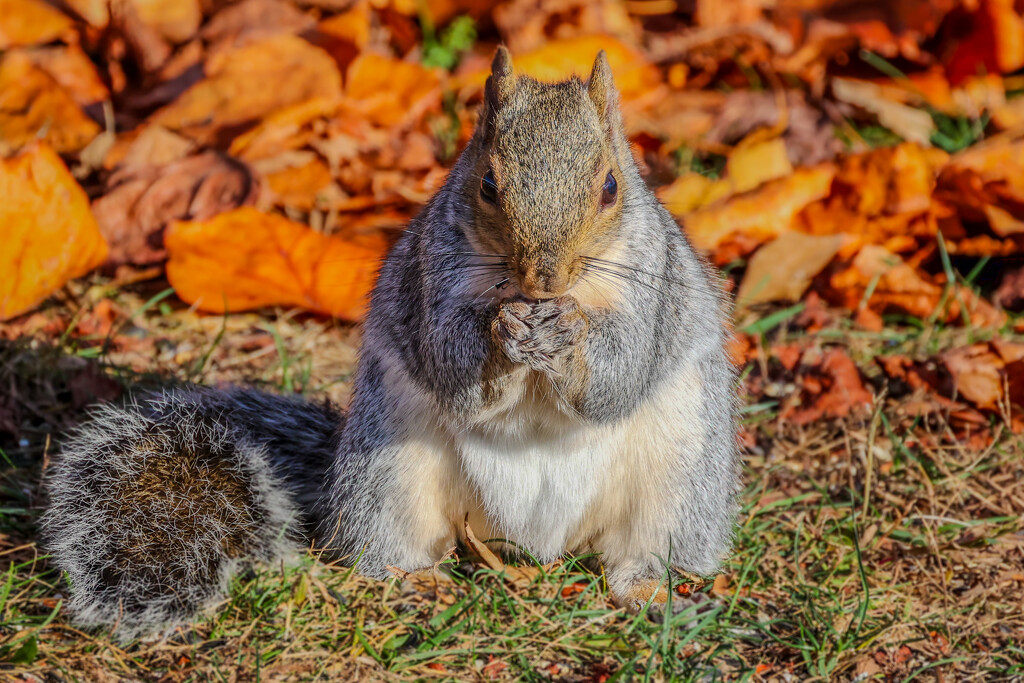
[492,296,588,373]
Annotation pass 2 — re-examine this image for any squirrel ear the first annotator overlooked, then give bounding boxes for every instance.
[586,50,617,122]
[485,46,517,108]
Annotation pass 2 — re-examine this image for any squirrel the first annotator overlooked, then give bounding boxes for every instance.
[42,48,739,640]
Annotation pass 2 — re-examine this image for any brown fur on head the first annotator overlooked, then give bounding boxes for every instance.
[462,47,630,300]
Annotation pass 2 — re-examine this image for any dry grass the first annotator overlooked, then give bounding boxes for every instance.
[0,275,1022,682]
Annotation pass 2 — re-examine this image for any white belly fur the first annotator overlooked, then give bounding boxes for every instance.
[457,394,624,560]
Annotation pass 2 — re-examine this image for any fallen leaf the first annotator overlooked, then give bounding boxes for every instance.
[165,207,387,320]
[832,77,936,146]
[493,0,639,53]
[784,348,873,425]
[24,45,110,116]
[726,137,794,195]
[345,54,441,128]
[93,151,259,266]
[737,232,845,307]
[63,0,110,27]
[682,165,836,252]
[456,35,661,102]
[1,144,108,320]
[0,51,102,154]
[0,0,74,49]
[107,124,196,170]
[945,0,1024,84]
[306,1,372,74]
[132,0,202,44]
[151,34,343,146]
[941,344,1006,411]
[200,0,315,49]
[262,155,334,210]
[994,266,1024,311]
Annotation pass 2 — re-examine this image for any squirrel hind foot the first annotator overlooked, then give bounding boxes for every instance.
[43,392,302,640]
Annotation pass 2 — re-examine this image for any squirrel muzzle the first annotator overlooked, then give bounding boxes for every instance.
[516,257,571,299]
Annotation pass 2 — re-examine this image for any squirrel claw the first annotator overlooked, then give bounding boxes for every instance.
[493,296,587,372]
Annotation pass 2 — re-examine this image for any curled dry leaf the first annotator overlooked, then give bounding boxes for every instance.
[151,34,343,146]
[0,51,101,155]
[165,208,387,320]
[783,349,873,425]
[0,144,108,321]
[682,165,836,252]
[941,345,1006,411]
[92,151,260,266]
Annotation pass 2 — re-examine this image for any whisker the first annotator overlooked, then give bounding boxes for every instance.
[472,278,511,305]
[579,256,718,297]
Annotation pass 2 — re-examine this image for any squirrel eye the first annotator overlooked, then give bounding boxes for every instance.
[480,168,498,204]
[601,171,617,206]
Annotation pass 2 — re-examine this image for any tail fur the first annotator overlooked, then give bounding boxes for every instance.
[42,387,340,640]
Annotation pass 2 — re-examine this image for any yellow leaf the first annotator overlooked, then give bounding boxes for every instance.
[726,137,793,195]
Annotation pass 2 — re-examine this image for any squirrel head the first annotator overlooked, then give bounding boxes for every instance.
[461,47,632,301]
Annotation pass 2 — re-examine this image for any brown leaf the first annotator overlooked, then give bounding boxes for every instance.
[941,345,1005,411]
[0,144,108,321]
[92,152,259,266]
[784,349,873,425]
[165,207,388,320]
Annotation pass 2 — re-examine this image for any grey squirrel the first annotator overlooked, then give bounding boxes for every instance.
[43,48,739,640]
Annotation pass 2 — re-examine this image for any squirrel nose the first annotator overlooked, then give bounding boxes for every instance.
[519,262,568,299]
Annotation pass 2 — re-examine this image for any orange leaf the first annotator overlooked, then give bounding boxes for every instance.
[165,208,387,321]
[682,165,836,252]
[131,0,202,43]
[151,35,342,146]
[0,51,101,154]
[24,45,110,113]
[345,54,441,128]
[0,144,108,321]
[0,0,74,49]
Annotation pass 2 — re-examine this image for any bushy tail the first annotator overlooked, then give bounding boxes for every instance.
[42,387,340,640]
